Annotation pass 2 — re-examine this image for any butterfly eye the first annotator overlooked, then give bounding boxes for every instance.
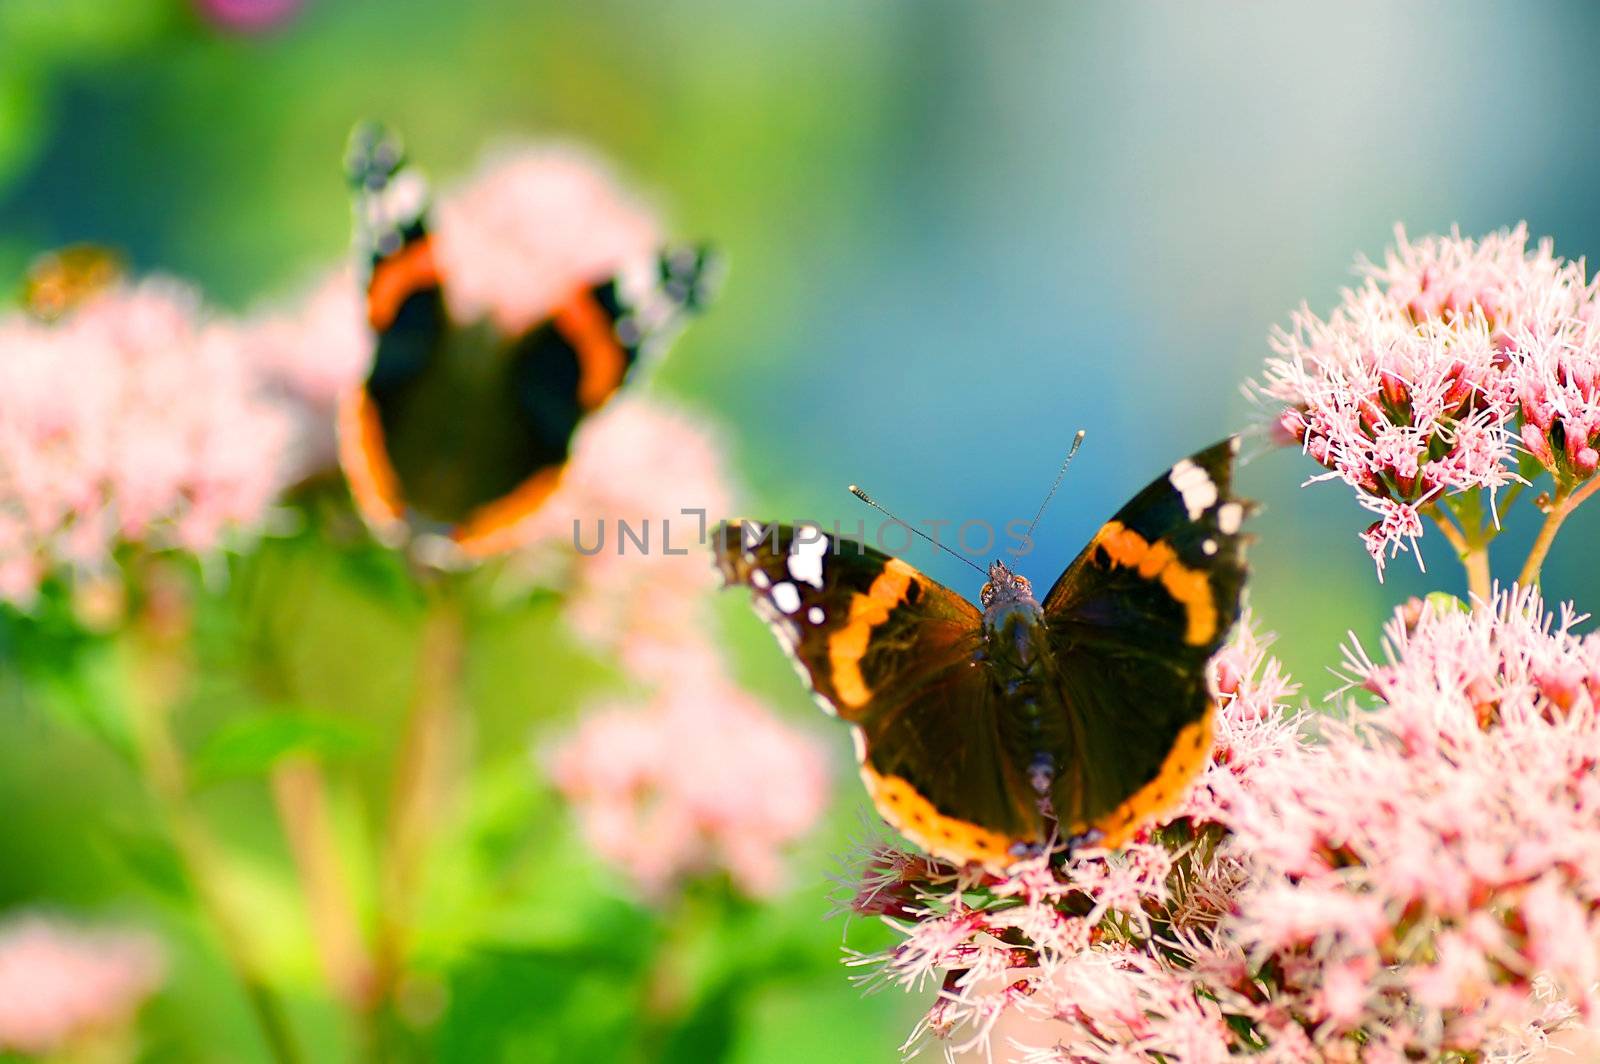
[1014,575,1033,597]
[980,583,995,607]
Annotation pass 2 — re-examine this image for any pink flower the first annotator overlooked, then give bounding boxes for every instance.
[0,914,164,1055]
[545,660,828,898]
[432,146,661,335]
[509,398,733,686]
[1212,588,1600,1055]
[1365,225,1586,341]
[0,280,296,604]
[235,267,374,480]
[1513,310,1600,484]
[1253,225,1594,574]
[194,0,301,32]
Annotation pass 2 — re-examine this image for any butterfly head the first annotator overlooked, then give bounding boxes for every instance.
[981,560,1045,669]
[980,560,1035,610]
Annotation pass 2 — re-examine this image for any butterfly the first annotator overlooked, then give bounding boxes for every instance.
[713,438,1251,869]
[337,124,717,557]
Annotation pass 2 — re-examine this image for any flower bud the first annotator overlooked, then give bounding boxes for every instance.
[1274,409,1309,446]
[1379,371,1410,409]
[1521,423,1555,468]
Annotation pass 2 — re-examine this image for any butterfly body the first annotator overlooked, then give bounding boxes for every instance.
[714,439,1250,869]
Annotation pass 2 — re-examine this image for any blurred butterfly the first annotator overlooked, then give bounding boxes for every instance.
[338,124,717,557]
[20,244,124,321]
[714,438,1251,869]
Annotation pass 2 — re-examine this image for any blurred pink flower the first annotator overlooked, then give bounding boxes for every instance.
[236,267,374,479]
[194,0,303,33]
[512,397,732,684]
[546,662,828,898]
[1254,225,1596,574]
[0,914,164,1055]
[244,267,373,410]
[433,146,661,335]
[0,280,296,604]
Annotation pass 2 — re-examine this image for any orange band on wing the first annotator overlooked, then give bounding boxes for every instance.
[450,466,564,558]
[1090,521,1217,646]
[367,238,439,330]
[554,289,628,410]
[827,559,917,709]
[336,388,407,535]
[1071,704,1215,849]
[860,761,1023,871]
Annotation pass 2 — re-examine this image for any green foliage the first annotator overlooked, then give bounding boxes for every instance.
[190,710,370,786]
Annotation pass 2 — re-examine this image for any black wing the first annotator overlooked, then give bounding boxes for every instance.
[448,246,719,554]
[1042,437,1251,846]
[713,521,1043,869]
[338,123,448,537]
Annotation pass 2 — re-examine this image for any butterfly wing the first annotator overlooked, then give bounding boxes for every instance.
[1040,437,1251,845]
[714,521,1043,868]
[452,247,718,555]
[338,124,449,539]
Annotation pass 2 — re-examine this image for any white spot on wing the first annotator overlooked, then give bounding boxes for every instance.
[850,726,867,761]
[1202,538,1218,555]
[788,533,827,588]
[751,569,771,589]
[740,521,765,559]
[1169,459,1218,520]
[771,582,802,614]
[807,606,825,624]
[1217,502,1244,534]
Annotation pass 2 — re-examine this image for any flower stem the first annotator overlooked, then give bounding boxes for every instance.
[1517,476,1600,587]
[270,757,376,1013]
[124,571,303,1064]
[371,581,467,1025]
[1425,507,1491,602]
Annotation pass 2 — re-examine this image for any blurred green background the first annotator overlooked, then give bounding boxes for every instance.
[6,1,1600,1060]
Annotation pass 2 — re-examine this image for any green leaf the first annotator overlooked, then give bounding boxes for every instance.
[102,826,192,903]
[1423,591,1469,616]
[432,946,650,1063]
[190,709,370,786]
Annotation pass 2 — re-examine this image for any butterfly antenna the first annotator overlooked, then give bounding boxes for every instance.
[1023,430,1087,543]
[848,485,987,575]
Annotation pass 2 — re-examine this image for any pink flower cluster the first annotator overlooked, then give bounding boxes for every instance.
[0,914,165,1055]
[512,396,732,683]
[0,280,296,604]
[546,660,828,898]
[237,266,374,478]
[1255,225,1600,574]
[849,597,1600,1062]
[432,145,660,335]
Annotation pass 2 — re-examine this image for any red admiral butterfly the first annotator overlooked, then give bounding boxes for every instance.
[337,125,716,556]
[714,438,1251,869]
